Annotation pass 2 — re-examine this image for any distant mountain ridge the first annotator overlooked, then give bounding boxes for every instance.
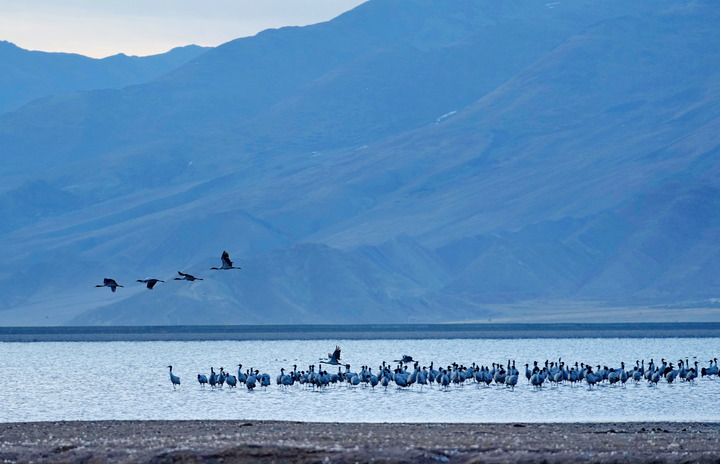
[0,41,209,113]
[0,0,718,325]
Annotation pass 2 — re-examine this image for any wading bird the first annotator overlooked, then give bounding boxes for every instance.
[167,365,181,389]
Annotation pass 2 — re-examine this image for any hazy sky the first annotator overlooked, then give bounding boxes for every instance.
[0,0,367,58]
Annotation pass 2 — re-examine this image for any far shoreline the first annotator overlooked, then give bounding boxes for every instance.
[1,322,719,342]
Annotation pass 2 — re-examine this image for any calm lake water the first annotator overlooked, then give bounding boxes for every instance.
[2,337,719,423]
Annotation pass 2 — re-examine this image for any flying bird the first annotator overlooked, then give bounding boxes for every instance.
[137,278,164,290]
[95,278,123,292]
[173,271,203,281]
[211,251,241,270]
[319,346,342,365]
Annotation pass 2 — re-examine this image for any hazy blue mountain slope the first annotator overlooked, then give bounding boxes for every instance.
[0,41,208,113]
[352,234,452,291]
[280,1,720,303]
[0,0,676,178]
[70,242,489,325]
[239,19,580,151]
[0,180,82,234]
[434,181,720,305]
[0,0,718,325]
[2,1,471,175]
[310,3,720,246]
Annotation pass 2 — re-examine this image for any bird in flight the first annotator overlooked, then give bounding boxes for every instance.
[320,346,342,365]
[95,278,123,292]
[211,251,241,270]
[137,278,164,290]
[173,271,203,281]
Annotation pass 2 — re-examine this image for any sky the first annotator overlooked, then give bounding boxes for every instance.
[0,0,367,58]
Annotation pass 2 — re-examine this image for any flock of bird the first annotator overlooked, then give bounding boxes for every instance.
[166,347,720,391]
[96,251,239,292]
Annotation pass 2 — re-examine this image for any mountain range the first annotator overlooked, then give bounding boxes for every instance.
[1,0,719,325]
[0,41,208,114]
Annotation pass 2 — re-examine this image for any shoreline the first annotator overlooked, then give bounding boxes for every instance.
[2,322,720,342]
[1,420,719,463]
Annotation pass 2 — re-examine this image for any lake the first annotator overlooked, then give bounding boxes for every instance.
[2,337,719,423]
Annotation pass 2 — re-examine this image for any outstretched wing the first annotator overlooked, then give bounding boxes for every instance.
[333,345,341,361]
[221,250,233,268]
[147,280,158,289]
[104,278,114,286]
[178,271,188,277]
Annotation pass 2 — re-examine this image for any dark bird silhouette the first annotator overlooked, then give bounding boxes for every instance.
[173,271,203,281]
[137,278,164,290]
[320,346,342,365]
[95,278,123,292]
[211,251,241,270]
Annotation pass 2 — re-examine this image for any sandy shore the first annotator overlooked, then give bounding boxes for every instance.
[1,421,719,463]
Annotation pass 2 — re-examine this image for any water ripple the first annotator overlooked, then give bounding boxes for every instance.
[1,338,719,423]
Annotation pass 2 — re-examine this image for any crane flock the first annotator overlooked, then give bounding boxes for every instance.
[96,251,237,291]
[167,348,719,391]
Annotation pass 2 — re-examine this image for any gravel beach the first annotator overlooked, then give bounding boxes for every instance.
[1,421,719,463]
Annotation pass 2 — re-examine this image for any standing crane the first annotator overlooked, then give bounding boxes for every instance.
[167,365,181,389]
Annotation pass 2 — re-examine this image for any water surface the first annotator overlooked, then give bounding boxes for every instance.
[2,337,719,423]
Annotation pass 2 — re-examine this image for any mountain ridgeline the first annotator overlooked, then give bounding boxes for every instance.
[0,41,209,114]
[1,0,719,325]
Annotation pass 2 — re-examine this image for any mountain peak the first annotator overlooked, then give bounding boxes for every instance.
[0,0,718,324]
